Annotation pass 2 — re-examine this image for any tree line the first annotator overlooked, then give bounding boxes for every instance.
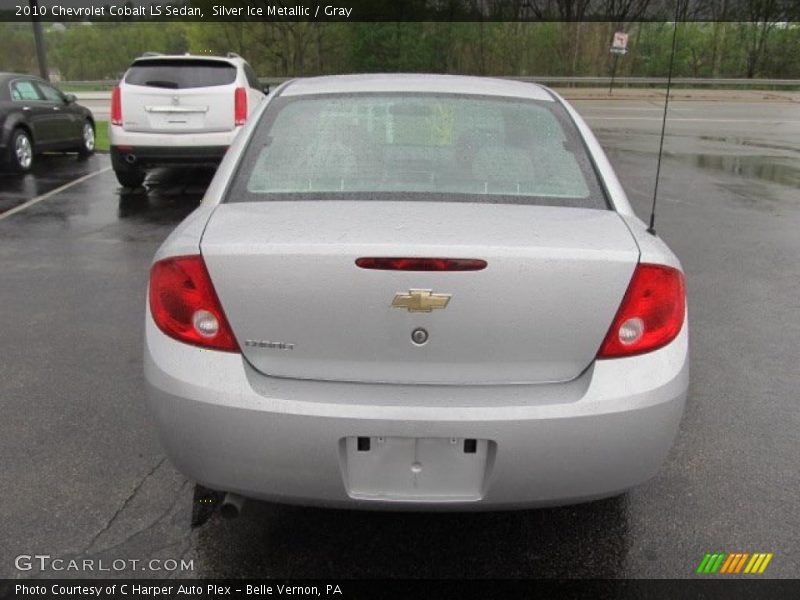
[0,20,797,82]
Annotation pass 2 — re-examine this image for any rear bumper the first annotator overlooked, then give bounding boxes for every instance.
[109,125,240,168]
[111,145,227,169]
[144,317,689,510]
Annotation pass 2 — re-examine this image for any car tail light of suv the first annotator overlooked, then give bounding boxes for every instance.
[149,255,239,352]
[597,263,686,358]
[234,87,247,126]
[111,85,122,126]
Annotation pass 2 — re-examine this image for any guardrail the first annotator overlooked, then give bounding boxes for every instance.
[60,76,800,90]
[518,76,800,87]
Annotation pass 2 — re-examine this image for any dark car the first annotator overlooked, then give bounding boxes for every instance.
[0,73,96,172]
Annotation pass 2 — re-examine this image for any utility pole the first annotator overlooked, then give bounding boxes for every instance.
[30,0,49,81]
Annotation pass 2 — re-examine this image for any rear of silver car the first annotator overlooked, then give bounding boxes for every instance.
[109,55,262,187]
[143,76,688,509]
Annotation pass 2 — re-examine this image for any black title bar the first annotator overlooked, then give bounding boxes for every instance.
[0,0,799,22]
[3,579,800,600]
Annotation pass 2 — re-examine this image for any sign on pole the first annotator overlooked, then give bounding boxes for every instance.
[611,31,629,55]
[609,31,628,94]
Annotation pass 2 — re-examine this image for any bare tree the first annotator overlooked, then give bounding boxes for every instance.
[741,0,787,78]
[524,0,593,75]
[598,0,653,23]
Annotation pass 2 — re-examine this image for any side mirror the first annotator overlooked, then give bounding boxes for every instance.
[64,93,77,104]
[262,85,270,95]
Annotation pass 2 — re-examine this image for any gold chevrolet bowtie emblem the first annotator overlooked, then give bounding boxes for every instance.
[391,289,452,312]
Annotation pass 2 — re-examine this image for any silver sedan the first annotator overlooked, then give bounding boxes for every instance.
[144,74,688,511]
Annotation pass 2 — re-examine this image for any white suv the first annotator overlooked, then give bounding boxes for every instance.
[109,53,266,188]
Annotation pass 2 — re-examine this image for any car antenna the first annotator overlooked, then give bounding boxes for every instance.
[647,6,681,236]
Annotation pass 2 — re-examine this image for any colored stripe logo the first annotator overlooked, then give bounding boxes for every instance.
[696,552,773,574]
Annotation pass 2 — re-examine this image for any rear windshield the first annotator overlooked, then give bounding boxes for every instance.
[228,93,607,209]
[125,59,236,89]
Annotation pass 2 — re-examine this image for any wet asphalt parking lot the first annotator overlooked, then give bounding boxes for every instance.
[1,98,799,579]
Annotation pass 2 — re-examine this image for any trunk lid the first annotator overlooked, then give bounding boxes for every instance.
[121,85,235,133]
[201,202,640,385]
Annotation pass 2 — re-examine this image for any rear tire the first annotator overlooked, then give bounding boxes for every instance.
[77,120,95,158]
[7,128,33,172]
[114,168,146,188]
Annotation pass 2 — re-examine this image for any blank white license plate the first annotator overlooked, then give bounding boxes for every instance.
[342,436,492,502]
[147,111,205,129]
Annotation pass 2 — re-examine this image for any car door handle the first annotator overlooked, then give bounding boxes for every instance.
[52,106,61,111]
[22,106,31,111]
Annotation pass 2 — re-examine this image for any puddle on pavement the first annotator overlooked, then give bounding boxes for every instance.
[697,136,800,155]
[613,145,800,188]
[671,153,800,188]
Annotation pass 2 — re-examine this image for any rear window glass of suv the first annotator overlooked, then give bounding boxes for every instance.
[228,93,608,209]
[125,59,236,89]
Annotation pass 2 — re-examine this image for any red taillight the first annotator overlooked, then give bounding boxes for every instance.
[355,257,487,271]
[111,85,122,126]
[234,87,247,126]
[597,263,686,358]
[149,255,239,352]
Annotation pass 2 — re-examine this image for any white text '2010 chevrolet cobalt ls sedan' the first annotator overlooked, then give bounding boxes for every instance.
[144,74,688,511]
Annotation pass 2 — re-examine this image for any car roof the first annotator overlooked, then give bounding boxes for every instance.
[0,72,45,83]
[281,74,554,102]
[132,54,242,65]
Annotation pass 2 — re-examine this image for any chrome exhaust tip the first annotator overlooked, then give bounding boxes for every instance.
[219,493,245,519]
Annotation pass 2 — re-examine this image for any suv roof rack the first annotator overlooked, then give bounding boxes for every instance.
[140,51,162,57]
[226,52,242,59]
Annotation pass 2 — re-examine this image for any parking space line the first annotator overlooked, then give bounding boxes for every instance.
[583,116,800,123]
[576,106,691,111]
[0,166,112,221]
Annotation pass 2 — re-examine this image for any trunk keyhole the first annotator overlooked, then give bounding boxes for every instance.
[411,328,428,345]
